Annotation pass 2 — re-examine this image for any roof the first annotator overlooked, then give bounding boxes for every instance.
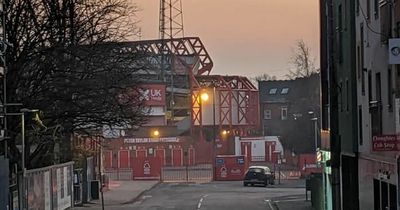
[258,73,320,104]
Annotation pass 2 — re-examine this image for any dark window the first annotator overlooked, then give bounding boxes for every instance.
[389,184,397,210]
[368,71,372,102]
[356,0,360,16]
[380,3,392,43]
[281,107,288,120]
[360,23,366,95]
[346,79,349,111]
[367,0,371,20]
[340,81,343,112]
[374,179,380,210]
[358,106,363,145]
[374,0,379,19]
[376,72,381,102]
[388,68,393,111]
[337,5,343,62]
[382,182,388,210]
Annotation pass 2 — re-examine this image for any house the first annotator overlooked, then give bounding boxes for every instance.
[258,74,320,155]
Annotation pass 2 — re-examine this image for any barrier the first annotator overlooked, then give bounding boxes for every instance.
[215,155,248,181]
[161,164,213,182]
[25,162,74,210]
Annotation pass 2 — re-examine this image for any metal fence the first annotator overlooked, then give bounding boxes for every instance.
[0,157,9,210]
[161,164,213,182]
[104,168,133,181]
[24,162,74,210]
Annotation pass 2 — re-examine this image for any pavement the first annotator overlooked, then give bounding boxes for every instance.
[74,179,313,210]
[73,180,159,209]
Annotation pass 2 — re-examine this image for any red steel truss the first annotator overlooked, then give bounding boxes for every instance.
[191,75,260,137]
[112,37,213,76]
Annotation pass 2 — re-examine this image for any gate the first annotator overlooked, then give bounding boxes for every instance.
[103,168,133,181]
[161,164,213,182]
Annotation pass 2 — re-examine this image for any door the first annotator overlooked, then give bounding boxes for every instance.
[136,150,147,159]
[188,148,195,166]
[118,150,129,168]
[241,142,252,161]
[103,150,112,169]
[265,142,277,163]
[172,149,183,166]
[155,149,165,165]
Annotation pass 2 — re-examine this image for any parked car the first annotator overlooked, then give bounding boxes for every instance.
[243,166,275,187]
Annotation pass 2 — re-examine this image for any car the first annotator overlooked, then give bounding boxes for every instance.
[243,166,275,187]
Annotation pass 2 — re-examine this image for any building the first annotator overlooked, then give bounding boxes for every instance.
[324,0,400,209]
[356,1,399,209]
[258,74,320,155]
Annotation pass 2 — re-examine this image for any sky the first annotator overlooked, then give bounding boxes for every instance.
[132,0,320,79]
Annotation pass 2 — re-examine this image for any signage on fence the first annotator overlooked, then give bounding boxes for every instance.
[216,158,224,166]
[236,157,244,165]
[144,162,151,175]
[124,137,180,144]
[389,39,400,64]
[220,167,227,178]
[372,135,400,151]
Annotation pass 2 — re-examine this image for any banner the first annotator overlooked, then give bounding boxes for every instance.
[139,84,166,106]
[372,135,400,151]
[124,137,180,144]
[389,39,400,64]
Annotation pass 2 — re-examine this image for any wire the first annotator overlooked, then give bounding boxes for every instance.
[357,0,391,40]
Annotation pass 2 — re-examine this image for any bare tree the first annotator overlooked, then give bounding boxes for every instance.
[286,40,317,79]
[4,0,149,168]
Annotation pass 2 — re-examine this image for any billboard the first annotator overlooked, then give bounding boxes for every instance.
[139,84,166,106]
[389,39,400,64]
[372,135,400,151]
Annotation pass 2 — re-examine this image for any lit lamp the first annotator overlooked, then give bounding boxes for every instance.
[200,87,217,180]
[152,130,160,137]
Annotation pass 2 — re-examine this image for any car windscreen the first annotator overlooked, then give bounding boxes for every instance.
[248,168,264,173]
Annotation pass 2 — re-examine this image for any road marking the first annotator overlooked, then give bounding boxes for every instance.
[197,194,208,210]
[264,199,276,210]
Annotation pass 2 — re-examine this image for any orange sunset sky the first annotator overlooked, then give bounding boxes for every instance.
[133,0,320,79]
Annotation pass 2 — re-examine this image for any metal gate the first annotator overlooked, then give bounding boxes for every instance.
[161,164,213,182]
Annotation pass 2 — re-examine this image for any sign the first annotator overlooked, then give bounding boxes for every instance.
[124,137,180,144]
[372,135,400,151]
[139,84,166,106]
[389,39,400,64]
[396,98,400,134]
[143,162,151,175]
[236,157,244,165]
[220,167,227,178]
[216,158,224,166]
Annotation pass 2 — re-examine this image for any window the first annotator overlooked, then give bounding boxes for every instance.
[337,5,343,63]
[368,71,372,102]
[264,109,272,119]
[374,0,379,19]
[376,72,381,102]
[380,3,392,43]
[281,107,288,120]
[269,88,277,94]
[388,69,393,111]
[358,106,363,145]
[356,0,359,16]
[346,79,349,111]
[281,88,289,94]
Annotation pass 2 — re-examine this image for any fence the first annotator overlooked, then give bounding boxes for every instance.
[104,168,133,181]
[161,164,213,182]
[24,162,74,210]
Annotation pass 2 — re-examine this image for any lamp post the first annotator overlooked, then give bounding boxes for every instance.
[20,108,39,210]
[311,117,318,152]
[200,87,217,180]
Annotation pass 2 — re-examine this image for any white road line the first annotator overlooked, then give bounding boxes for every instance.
[264,199,276,210]
[197,194,208,210]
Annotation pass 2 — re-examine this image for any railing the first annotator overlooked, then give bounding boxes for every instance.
[161,164,213,182]
[104,168,133,181]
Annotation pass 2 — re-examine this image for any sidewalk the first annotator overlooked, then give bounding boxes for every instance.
[275,200,313,210]
[74,180,159,209]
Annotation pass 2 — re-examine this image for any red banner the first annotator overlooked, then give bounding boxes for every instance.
[372,135,400,151]
[139,84,166,106]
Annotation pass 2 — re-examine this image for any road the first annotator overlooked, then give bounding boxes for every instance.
[93,181,308,210]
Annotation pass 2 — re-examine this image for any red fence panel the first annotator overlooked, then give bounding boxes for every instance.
[131,157,162,180]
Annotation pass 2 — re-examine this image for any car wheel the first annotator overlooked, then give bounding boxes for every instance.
[243,182,247,187]
[264,181,268,187]
[251,183,254,186]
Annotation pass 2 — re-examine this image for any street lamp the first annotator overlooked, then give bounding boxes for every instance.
[20,108,39,210]
[200,87,216,179]
[311,117,318,152]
